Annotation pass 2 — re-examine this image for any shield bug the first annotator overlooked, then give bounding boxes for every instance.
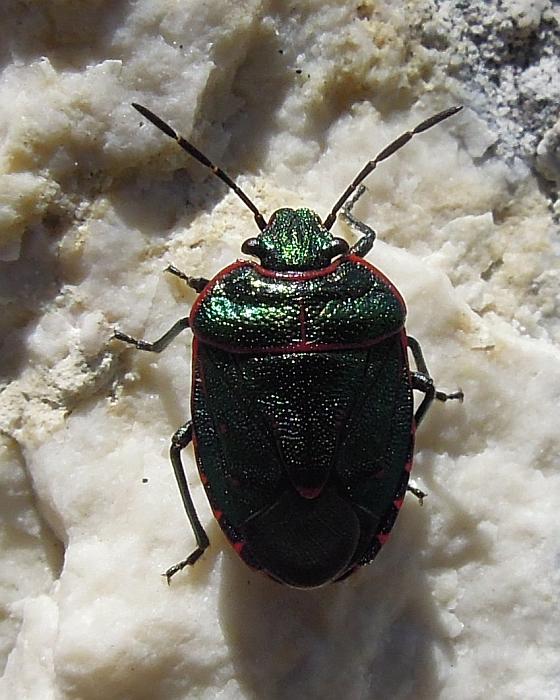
[114,103,463,588]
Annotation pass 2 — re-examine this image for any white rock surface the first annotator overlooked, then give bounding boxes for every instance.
[1,1,559,699]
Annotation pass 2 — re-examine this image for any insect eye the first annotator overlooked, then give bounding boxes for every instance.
[241,237,261,257]
[330,238,350,257]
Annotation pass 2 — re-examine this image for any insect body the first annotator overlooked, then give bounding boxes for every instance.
[115,104,463,588]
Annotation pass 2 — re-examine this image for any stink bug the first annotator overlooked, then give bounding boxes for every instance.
[114,103,463,588]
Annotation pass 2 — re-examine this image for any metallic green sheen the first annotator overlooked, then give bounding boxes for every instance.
[250,208,339,271]
[191,258,406,352]
[192,337,412,587]
[190,248,412,586]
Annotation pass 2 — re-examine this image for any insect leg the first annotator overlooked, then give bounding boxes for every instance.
[166,264,209,293]
[165,420,210,582]
[112,317,190,353]
[408,336,463,426]
[341,185,377,257]
[406,484,427,503]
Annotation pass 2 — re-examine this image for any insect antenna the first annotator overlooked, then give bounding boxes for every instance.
[323,106,463,230]
[132,103,267,231]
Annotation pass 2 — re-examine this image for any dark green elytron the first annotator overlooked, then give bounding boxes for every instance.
[114,104,463,588]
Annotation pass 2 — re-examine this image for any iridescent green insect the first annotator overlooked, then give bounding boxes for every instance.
[115,104,463,587]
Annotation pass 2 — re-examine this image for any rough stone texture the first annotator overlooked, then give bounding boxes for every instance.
[421,1,560,175]
[0,1,559,699]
